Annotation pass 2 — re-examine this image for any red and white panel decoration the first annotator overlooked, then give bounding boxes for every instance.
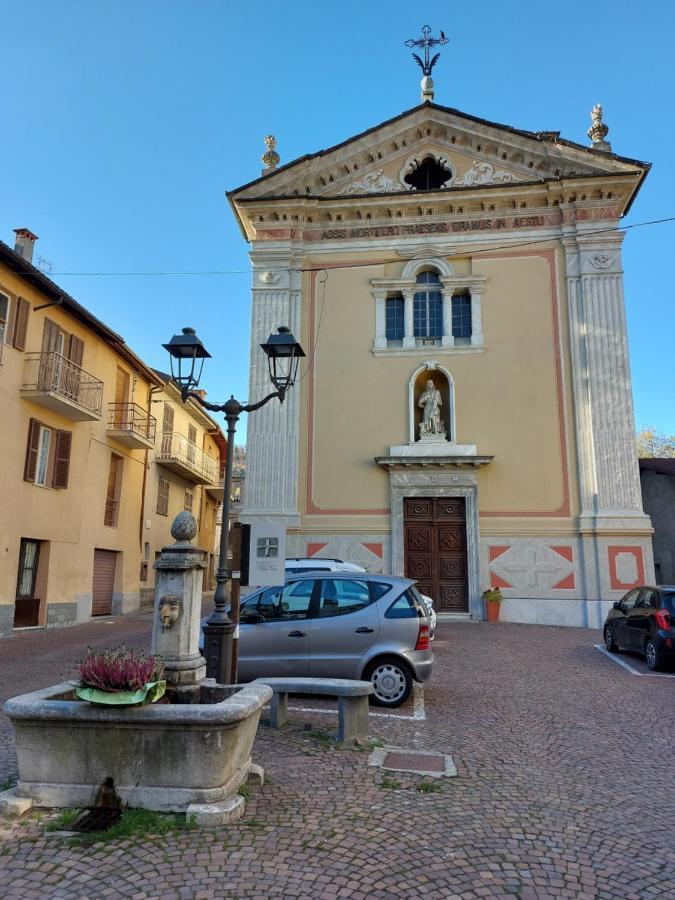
[488,544,576,591]
[607,546,645,591]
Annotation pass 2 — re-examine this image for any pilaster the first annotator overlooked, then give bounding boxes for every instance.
[402,290,415,348]
[440,291,454,348]
[563,213,650,533]
[242,249,303,524]
[373,291,387,349]
[470,286,484,347]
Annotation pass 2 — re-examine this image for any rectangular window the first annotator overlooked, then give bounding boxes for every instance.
[24,418,71,488]
[385,297,404,341]
[104,453,123,527]
[35,426,52,486]
[157,477,170,516]
[184,488,194,513]
[414,293,443,339]
[17,539,41,599]
[452,294,472,340]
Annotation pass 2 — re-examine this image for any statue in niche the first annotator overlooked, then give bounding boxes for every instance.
[158,594,182,631]
[418,379,445,439]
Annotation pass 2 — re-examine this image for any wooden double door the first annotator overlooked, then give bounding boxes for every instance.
[404,497,468,612]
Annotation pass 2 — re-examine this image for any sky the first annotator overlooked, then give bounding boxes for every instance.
[2,0,674,438]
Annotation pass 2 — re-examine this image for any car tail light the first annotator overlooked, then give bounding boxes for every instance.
[654,609,671,631]
[415,623,431,651]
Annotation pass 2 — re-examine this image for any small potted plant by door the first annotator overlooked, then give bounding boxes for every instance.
[75,646,166,706]
[482,588,503,623]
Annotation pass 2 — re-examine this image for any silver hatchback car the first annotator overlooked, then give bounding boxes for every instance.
[201,573,434,707]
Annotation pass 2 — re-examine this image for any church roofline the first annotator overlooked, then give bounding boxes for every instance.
[232,169,646,205]
[227,101,651,200]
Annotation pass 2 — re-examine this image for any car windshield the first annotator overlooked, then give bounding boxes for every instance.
[662,591,675,614]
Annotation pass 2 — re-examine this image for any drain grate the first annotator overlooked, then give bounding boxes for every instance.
[69,806,122,833]
[383,751,445,773]
[368,745,457,778]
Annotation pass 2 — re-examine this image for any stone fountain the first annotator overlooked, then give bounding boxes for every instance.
[0,512,271,826]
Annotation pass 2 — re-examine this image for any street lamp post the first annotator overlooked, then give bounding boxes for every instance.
[163,325,305,684]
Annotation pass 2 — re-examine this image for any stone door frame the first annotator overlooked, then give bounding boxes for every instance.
[389,470,482,620]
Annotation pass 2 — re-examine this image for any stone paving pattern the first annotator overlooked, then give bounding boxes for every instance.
[0,615,674,898]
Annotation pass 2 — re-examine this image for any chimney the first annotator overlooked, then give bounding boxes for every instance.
[13,228,38,264]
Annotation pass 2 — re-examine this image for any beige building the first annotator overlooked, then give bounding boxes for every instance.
[0,229,224,635]
[229,97,654,627]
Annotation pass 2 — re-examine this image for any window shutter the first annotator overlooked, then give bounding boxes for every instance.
[67,335,84,367]
[163,404,174,434]
[42,317,60,353]
[24,419,41,482]
[12,297,29,350]
[52,430,72,489]
[157,478,169,516]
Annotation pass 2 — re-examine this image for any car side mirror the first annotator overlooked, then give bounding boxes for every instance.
[612,601,623,612]
[241,611,264,624]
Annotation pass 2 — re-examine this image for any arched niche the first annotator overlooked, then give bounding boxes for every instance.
[408,361,455,445]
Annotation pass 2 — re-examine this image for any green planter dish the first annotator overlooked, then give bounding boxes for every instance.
[75,680,166,706]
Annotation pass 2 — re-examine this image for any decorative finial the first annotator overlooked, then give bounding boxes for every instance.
[171,511,197,543]
[261,134,280,175]
[404,25,448,102]
[587,104,612,153]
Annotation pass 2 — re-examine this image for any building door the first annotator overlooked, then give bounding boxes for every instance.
[404,497,468,612]
[92,549,117,616]
[14,538,42,627]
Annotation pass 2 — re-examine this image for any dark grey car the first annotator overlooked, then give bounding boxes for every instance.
[201,573,433,707]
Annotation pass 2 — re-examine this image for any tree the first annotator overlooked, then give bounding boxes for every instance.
[636,425,675,458]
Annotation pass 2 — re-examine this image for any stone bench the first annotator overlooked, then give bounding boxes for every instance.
[253,677,373,743]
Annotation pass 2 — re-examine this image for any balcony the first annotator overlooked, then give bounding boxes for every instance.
[205,477,224,501]
[107,402,157,449]
[20,351,103,421]
[156,432,218,486]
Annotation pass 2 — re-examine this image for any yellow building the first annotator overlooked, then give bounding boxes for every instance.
[0,229,224,634]
[229,95,654,627]
[142,373,225,601]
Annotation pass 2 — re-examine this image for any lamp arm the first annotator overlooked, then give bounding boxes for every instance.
[182,389,284,415]
[241,389,285,413]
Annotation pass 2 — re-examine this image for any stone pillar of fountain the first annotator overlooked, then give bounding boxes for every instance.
[152,511,207,698]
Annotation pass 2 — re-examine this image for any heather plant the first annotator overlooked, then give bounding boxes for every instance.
[78,646,164,693]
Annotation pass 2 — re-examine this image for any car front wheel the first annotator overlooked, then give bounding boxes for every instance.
[365,657,413,708]
[604,625,619,653]
[645,639,664,671]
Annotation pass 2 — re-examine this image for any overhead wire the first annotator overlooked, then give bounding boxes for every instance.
[6,215,675,279]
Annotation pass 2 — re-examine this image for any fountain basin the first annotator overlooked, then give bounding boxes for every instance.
[1,681,272,814]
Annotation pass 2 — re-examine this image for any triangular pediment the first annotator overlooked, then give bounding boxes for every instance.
[230,102,648,203]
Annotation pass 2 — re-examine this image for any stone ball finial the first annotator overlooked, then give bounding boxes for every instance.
[421,75,434,102]
[171,511,197,543]
[262,134,280,174]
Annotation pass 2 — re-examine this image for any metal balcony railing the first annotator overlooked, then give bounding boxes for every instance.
[107,402,157,443]
[22,351,103,416]
[157,432,218,485]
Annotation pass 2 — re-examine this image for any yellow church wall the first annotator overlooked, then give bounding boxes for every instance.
[296,244,576,530]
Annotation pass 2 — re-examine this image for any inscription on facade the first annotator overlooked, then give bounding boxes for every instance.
[321,215,545,240]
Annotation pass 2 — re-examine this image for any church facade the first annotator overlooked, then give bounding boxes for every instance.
[228,98,653,627]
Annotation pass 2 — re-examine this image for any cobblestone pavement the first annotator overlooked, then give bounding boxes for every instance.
[1,618,674,899]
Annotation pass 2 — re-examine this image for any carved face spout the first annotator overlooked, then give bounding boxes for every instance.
[158,595,182,630]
